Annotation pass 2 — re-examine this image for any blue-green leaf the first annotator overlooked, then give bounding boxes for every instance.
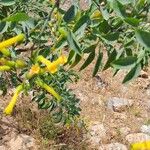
[123,64,141,83]
[93,51,103,76]
[135,29,150,48]
[112,56,137,69]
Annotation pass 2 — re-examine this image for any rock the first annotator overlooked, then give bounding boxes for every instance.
[126,133,150,144]
[139,70,149,79]
[7,134,37,150]
[120,127,131,136]
[99,143,128,150]
[107,97,133,112]
[141,125,150,135]
[147,100,150,108]
[87,122,107,147]
[0,146,7,150]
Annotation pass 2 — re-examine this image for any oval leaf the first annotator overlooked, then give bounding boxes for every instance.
[80,51,95,71]
[103,49,117,70]
[0,0,15,6]
[123,64,141,84]
[124,17,140,27]
[135,29,150,48]
[83,44,97,53]
[112,56,137,69]
[63,5,76,23]
[93,51,103,77]
[3,12,30,22]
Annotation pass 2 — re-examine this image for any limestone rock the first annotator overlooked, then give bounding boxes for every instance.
[0,146,7,150]
[7,134,37,150]
[99,143,128,150]
[87,122,107,147]
[120,127,131,136]
[126,133,150,144]
[141,125,150,135]
[107,97,133,112]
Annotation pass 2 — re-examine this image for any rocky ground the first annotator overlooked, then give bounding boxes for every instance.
[69,64,150,149]
[1,1,150,150]
[1,62,150,149]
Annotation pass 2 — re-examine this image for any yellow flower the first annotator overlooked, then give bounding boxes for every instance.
[0,34,25,49]
[131,141,150,150]
[4,84,23,115]
[46,63,58,74]
[0,48,11,56]
[36,78,61,101]
[37,55,51,67]
[37,55,67,74]
[27,64,40,78]
[90,10,102,20]
[56,55,67,64]
[0,66,11,71]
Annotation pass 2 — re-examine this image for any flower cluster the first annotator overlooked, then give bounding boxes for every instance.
[1,34,67,115]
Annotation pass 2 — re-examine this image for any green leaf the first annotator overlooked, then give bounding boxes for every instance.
[100,6,109,20]
[93,51,103,77]
[112,56,137,69]
[99,20,111,34]
[63,5,76,23]
[3,12,30,22]
[102,32,119,41]
[0,22,8,33]
[73,14,89,33]
[70,54,82,68]
[124,17,140,27]
[117,0,132,4]
[67,50,75,64]
[103,49,117,70]
[54,36,67,50]
[83,44,97,53]
[0,0,15,6]
[135,29,150,48]
[111,0,126,18]
[80,51,95,71]
[67,30,82,55]
[123,64,141,83]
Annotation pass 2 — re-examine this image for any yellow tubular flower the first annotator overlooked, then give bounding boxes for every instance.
[0,48,11,56]
[0,34,25,49]
[4,84,23,115]
[37,55,67,74]
[46,63,58,74]
[27,64,40,79]
[37,55,52,66]
[56,55,67,65]
[36,78,61,101]
[0,66,11,71]
[131,141,150,150]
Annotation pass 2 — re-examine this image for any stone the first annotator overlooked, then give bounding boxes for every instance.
[126,133,150,144]
[99,143,128,150]
[0,146,7,150]
[7,134,37,150]
[87,122,107,147]
[141,125,150,135]
[120,127,131,136]
[139,70,149,79]
[107,97,133,112]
